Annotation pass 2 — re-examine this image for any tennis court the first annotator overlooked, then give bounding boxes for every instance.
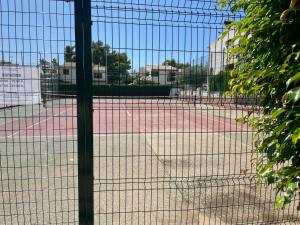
[1,97,299,225]
[0,97,249,138]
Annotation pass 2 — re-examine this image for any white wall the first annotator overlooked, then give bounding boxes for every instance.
[92,72,107,83]
[149,71,176,85]
[209,28,236,75]
[59,68,76,84]
[151,73,169,85]
[59,68,107,84]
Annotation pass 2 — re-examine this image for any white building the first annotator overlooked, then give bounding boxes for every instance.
[208,25,238,75]
[138,65,178,85]
[59,62,107,84]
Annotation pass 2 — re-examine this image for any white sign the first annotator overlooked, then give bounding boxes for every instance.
[0,65,41,105]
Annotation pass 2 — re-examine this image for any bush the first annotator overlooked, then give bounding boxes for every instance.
[218,0,300,208]
[57,83,172,96]
[133,79,159,85]
[208,71,230,92]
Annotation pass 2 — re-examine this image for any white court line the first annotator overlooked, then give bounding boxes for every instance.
[7,108,68,138]
[122,103,131,117]
[0,105,51,126]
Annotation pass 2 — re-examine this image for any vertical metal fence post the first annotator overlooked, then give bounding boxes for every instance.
[74,0,94,224]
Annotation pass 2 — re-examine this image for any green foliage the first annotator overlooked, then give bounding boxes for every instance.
[91,41,110,65]
[64,41,131,84]
[162,58,190,69]
[134,79,158,85]
[58,83,171,96]
[39,59,49,74]
[121,75,135,84]
[177,65,208,87]
[64,46,76,62]
[162,59,207,87]
[40,58,58,74]
[106,51,131,83]
[217,0,300,208]
[208,71,230,92]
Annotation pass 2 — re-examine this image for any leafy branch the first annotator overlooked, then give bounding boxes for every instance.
[217,0,300,208]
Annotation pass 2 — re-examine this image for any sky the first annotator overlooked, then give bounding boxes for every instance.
[0,0,241,71]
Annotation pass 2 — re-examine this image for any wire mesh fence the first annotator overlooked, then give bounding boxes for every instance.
[0,0,300,225]
[0,1,78,224]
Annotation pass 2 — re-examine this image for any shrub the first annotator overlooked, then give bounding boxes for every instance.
[218,0,300,208]
[208,71,230,92]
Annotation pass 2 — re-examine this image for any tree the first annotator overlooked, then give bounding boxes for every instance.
[64,41,131,83]
[106,51,131,83]
[208,70,230,92]
[91,41,110,65]
[218,0,300,208]
[163,59,177,67]
[163,59,208,87]
[177,64,208,88]
[64,45,75,62]
[163,58,190,69]
[40,59,50,74]
[51,58,58,72]
[40,58,58,74]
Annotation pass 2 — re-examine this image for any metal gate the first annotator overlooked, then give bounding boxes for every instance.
[0,0,299,225]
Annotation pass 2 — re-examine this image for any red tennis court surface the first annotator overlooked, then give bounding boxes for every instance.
[0,99,250,137]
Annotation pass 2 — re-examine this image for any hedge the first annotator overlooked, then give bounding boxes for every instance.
[57,83,172,96]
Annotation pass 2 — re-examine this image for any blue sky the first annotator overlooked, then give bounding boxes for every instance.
[0,0,240,71]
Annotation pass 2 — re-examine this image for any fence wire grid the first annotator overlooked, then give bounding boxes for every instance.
[0,0,300,225]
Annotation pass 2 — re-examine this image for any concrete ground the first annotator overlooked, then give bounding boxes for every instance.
[0,100,299,224]
[1,133,299,225]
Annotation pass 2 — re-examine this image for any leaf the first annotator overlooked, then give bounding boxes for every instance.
[280,166,299,176]
[266,139,278,160]
[275,196,285,209]
[273,123,286,135]
[292,128,300,144]
[236,117,245,123]
[283,182,298,205]
[258,162,272,177]
[279,64,288,73]
[287,182,297,195]
[287,72,300,88]
[220,29,229,39]
[267,171,278,184]
[286,87,300,104]
[271,108,285,118]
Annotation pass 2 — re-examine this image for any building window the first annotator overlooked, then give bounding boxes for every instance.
[63,69,69,75]
[152,71,159,77]
[167,72,176,82]
[94,72,103,79]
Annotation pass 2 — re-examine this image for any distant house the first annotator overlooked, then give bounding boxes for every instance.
[208,23,238,75]
[139,65,178,85]
[0,60,14,66]
[59,62,107,84]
